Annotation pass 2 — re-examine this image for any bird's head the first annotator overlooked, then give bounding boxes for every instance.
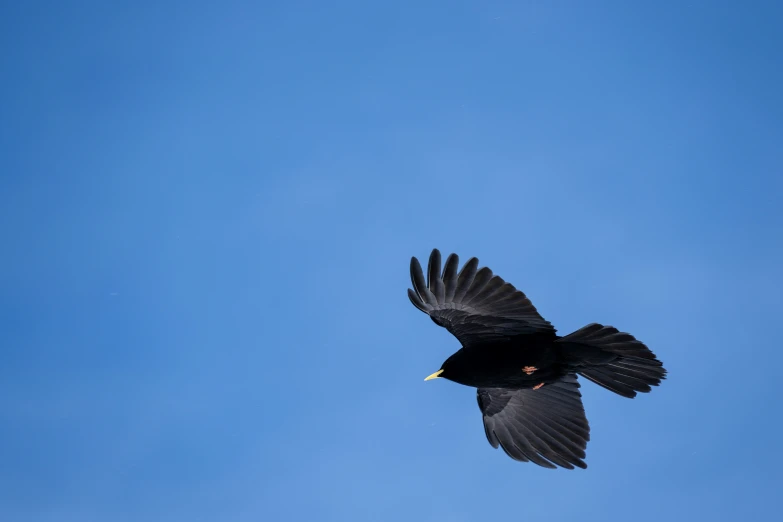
[423,351,463,383]
[423,348,505,388]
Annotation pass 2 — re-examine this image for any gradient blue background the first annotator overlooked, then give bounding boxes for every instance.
[2,1,782,521]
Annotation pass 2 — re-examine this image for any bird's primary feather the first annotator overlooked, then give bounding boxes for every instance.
[408,249,556,347]
[477,375,590,469]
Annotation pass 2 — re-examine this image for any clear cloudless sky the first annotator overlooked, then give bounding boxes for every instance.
[1,1,782,521]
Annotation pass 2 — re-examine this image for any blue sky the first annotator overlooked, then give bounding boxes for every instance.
[1,1,782,521]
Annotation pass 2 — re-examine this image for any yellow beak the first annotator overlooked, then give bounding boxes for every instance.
[424,369,444,381]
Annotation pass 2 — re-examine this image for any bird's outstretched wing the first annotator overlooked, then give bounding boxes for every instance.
[477,374,590,469]
[407,249,555,347]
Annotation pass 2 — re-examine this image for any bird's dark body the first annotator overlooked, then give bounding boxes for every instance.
[441,338,565,389]
[409,249,667,470]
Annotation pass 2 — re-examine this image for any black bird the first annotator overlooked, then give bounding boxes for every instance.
[408,249,666,469]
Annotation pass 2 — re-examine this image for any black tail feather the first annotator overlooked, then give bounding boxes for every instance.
[558,323,667,399]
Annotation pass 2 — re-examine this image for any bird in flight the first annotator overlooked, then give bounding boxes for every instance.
[408,249,666,469]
